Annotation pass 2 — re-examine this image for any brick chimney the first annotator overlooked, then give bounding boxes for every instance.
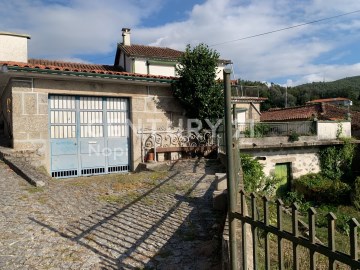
[122,28,131,46]
[0,32,31,63]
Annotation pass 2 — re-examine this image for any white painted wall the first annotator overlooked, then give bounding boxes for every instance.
[242,147,321,179]
[149,65,176,77]
[0,33,30,62]
[133,59,147,74]
[122,54,227,79]
[317,121,351,140]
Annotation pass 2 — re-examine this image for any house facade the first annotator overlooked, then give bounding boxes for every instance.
[0,32,188,178]
[228,102,354,185]
[114,28,231,80]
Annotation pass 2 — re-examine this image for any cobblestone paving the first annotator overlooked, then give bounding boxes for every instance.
[0,159,225,269]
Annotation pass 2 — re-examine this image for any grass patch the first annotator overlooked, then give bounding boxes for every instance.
[63,171,169,191]
[97,194,124,204]
[25,186,45,193]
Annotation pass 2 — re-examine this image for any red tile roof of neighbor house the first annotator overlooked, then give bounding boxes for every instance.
[0,59,176,81]
[120,44,183,60]
[260,103,359,122]
[118,44,232,64]
[261,104,322,121]
[307,97,351,104]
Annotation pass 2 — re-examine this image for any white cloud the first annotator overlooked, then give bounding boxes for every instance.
[134,0,360,85]
[0,0,161,59]
[1,0,360,85]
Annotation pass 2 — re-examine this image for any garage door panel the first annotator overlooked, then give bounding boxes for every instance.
[108,150,129,166]
[51,139,77,155]
[51,155,78,171]
[50,95,129,178]
[80,139,106,154]
[81,154,106,168]
[107,138,128,149]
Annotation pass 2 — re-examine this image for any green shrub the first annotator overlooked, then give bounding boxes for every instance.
[282,191,312,214]
[319,139,356,181]
[288,131,300,142]
[293,173,351,204]
[244,123,270,138]
[351,176,360,210]
[241,154,265,192]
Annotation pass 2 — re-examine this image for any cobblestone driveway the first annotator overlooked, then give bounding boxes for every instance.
[0,159,224,270]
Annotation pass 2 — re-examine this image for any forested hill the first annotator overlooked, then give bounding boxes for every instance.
[239,76,360,111]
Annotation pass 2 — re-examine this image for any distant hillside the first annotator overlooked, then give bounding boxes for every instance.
[290,76,360,106]
[248,76,360,111]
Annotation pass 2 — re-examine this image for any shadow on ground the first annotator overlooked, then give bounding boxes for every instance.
[30,159,225,269]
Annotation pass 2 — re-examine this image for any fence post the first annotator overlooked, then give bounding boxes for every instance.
[240,190,247,270]
[251,193,258,270]
[276,199,284,270]
[263,196,270,270]
[349,218,360,270]
[308,207,317,270]
[292,203,299,270]
[224,69,239,270]
[327,212,337,270]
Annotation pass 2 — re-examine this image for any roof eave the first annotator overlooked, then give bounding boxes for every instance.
[5,65,175,84]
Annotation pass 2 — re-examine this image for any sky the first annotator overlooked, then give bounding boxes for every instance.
[1,0,360,86]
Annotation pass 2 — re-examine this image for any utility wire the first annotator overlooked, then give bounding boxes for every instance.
[210,9,360,47]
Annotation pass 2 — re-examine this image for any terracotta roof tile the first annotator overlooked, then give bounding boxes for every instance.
[260,103,358,123]
[0,59,176,81]
[120,44,183,60]
[307,97,351,103]
[118,44,232,64]
[261,104,321,121]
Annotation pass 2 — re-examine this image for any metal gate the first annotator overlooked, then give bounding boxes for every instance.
[49,95,129,178]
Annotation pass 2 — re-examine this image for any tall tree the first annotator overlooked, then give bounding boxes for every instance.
[172,43,224,126]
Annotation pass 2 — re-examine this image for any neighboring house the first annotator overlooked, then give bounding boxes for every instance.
[306,97,352,107]
[227,102,355,186]
[114,28,231,79]
[0,31,194,178]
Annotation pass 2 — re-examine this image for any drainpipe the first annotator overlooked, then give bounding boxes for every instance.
[224,69,239,270]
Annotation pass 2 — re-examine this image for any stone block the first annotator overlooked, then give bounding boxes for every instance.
[157,153,165,162]
[213,190,227,211]
[13,115,48,133]
[131,97,146,112]
[24,93,37,115]
[12,92,23,115]
[15,132,28,140]
[37,93,48,104]
[170,152,181,160]
[12,81,32,92]
[38,104,48,115]
[28,132,41,140]
[215,173,227,190]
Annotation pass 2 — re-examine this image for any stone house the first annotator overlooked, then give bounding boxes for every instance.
[0,31,203,178]
[114,28,231,79]
[230,102,355,186]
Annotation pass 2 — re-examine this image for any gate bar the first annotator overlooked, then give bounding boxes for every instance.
[224,69,239,270]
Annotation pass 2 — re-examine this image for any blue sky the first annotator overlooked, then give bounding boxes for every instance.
[1,0,360,86]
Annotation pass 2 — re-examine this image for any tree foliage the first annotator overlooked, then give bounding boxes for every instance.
[172,44,224,124]
[253,76,360,111]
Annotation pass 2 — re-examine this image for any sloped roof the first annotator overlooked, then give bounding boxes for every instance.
[0,59,176,82]
[307,97,351,104]
[118,44,232,64]
[260,103,358,123]
[29,59,125,72]
[261,104,321,121]
[119,44,183,60]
